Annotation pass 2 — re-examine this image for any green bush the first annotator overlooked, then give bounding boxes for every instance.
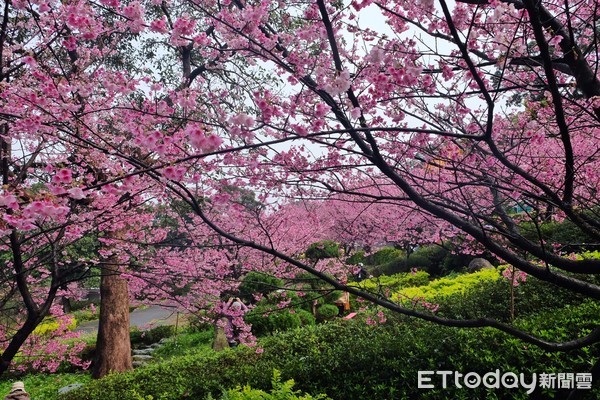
[349,271,430,309]
[407,267,597,322]
[352,271,430,292]
[243,288,324,337]
[345,250,365,265]
[396,268,500,302]
[296,309,316,327]
[364,247,404,267]
[369,244,474,277]
[32,316,77,335]
[245,306,303,336]
[520,219,597,250]
[238,272,284,303]
[219,370,330,400]
[368,245,464,277]
[130,325,176,348]
[153,329,215,360]
[63,301,600,400]
[316,304,339,322]
[71,307,99,325]
[305,241,340,261]
[370,258,407,276]
[407,245,449,276]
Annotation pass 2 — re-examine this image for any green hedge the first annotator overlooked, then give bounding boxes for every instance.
[348,271,430,310]
[397,267,598,322]
[368,245,473,277]
[245,306,310,336]
[219,370,330,400]
[305,241,340,261]
[520,219,597,250]
[351,270,430,293]
[238,272,284,303]
[242,288,324,337]
[397,268,501,301]
[365,247,405,267]
[130,325,176,348]
[63,300,600,400]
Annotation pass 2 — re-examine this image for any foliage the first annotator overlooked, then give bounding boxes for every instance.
[368,245,472,277]
[364,247,405,267]
[432,271,596,322]
[130,325,177,348]
[520,219,598,251]
[345,251,365,266]
[295,309,317,327]
[243,285,331,337]
[153,329,215,360]
[245,307,305,337]
[305,241,340,261]
[33,317,77,336]
[219,370,330,400]
[396,268,501,303]
[315,304,338,322]
[71,307,99,325]
[348,271,430,309]
[0,373,91,400]
[61,301,600,400]
[238,273,284,303]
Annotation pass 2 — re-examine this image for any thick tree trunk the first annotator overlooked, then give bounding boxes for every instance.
[92,266,132,378]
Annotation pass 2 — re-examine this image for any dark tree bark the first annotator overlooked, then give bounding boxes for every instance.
[92,262,132,378]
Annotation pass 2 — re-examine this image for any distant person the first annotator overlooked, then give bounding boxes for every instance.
[224,297,248,347]
[355,263,368,282]
[4,382,30,400]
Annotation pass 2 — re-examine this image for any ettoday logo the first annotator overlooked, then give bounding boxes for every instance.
[418,370,592,393]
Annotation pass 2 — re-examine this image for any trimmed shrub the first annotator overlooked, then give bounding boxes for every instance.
[398,267,597,322]
[296,309,316,327]
[345,250,365,265]
[305,241,340,261]
[219,370,330,400]
[396,268,501,302]
[316,304,339,322]
[406,245,450,276]
[520,219,597,251]
[62,300,600,400]
[32,317,77,335]
[365,247,404,267]
[238,272,284,303]
[153,329,215,360]
[370,258,407,276]
[245,306,303,336]
[130,325,176,348]
[354,271,430,292]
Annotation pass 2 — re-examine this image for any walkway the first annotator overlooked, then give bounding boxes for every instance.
[75,305,180,335]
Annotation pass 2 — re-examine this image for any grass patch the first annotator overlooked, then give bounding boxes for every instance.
[0,373,91,399]
[153,329,214,360]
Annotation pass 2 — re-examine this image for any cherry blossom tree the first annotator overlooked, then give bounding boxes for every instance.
[129,0,599,389]
[2,0,600,395]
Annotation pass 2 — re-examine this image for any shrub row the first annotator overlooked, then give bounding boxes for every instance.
[393,267,598,322]
[396,268,501,301]
[63,300,600,400]
[367,245,477,277]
